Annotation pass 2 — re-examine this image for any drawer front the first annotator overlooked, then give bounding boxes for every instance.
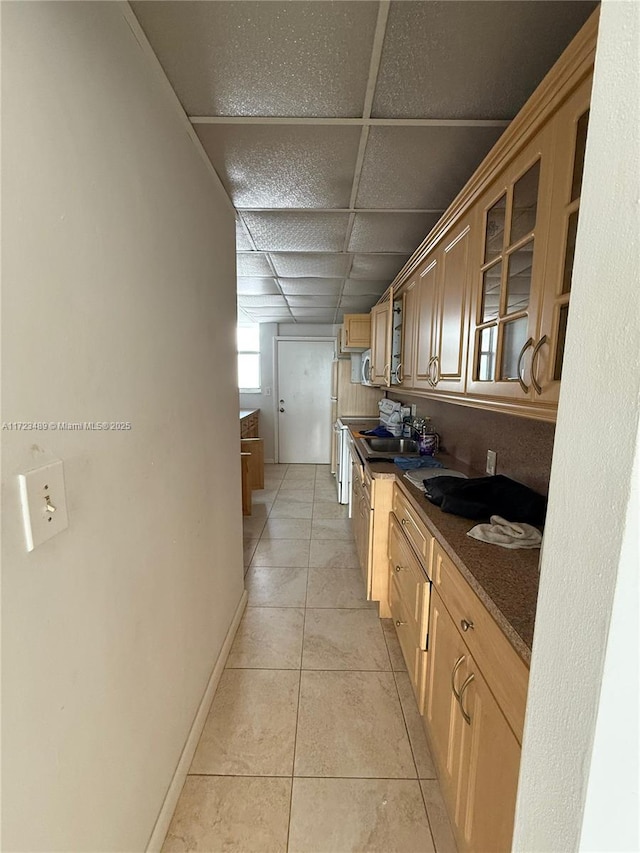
[389,576,428,710]
[392,483,433,564]
[432,541,529,743]
[388,512,430,647]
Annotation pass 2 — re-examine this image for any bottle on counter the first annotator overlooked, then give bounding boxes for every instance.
[418,418,439,456]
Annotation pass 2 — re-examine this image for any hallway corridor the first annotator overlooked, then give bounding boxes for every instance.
[162,464,456,852]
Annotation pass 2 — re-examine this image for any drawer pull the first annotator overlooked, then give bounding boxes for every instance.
[395,619,406,628]
[460,619,474,632]
[451,654,466,702]
[458,673,475,725]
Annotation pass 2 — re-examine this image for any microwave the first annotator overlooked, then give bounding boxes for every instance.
[361,349,376,386]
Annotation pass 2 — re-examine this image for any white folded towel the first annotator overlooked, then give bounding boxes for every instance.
[466,515,542,549]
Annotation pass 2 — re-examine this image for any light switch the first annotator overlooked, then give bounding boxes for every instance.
[18,459,69,551]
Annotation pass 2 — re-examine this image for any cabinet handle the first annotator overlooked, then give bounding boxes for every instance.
[394,564,403,573]
[516,337,534,394]
[458,673,475,725]
[432,355,440,387]
[451,654,466,702]
[394,362,403,383]
[384,363,391,385]
[401,517,408,527]
[395,619,407,628]
[531,335,548,395]
[426,356,436,387]
[345,328,349,346]
[460,619,474,632]
[369,364,374,383]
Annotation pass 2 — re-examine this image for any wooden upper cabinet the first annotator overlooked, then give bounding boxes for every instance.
[341,313,370,350]
[413,257,439,390]
[370,300,392,386]
[535,75,593,405]
[466,125,556,407]
[397,278,417,387]
[431,215,475,395]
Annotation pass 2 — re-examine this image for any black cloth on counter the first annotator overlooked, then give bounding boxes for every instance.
[423,474,547,525]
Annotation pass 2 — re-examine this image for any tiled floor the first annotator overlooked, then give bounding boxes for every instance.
[162,464,457,853]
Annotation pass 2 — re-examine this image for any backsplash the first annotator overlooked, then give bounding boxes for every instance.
[388,393,555,495]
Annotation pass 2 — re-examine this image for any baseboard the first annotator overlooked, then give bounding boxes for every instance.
[145,589,248,852]
[265,457,275,464]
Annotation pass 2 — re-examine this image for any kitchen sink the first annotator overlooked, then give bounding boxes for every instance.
[363,438,420,454]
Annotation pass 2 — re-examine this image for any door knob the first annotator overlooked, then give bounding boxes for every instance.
[279,407,285,413]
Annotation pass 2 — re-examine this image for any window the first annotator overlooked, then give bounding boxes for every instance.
[237,324,261,392]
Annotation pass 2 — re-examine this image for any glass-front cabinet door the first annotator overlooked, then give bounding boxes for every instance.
[535,75,592,405]
[466,126,555,404]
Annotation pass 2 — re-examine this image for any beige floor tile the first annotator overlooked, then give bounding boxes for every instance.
[381,618,408,672]
[250,538,310,567]
[312,499,349,519]
[278,480,317,492]
[306,566,374,609]
[227,607,304,669]
[313,487,340,503]
[264,476,286,490]
[243,538,259,568]
[242,514,267,539]
[161,776,291,853]
[311,518,354,539]
[269,499,314,519]
[289,778,435,853]
[283,464,317,478]
[395,671,437,779]
[302,609,391,670]
[251,488,278,506]
[309,538,359,568]
[264,463,288,478]
[421,780,458,853]
[271,487,314,501]
[260,518,312,539]
[190,669,299,776]
[294,671,416,778]
[246,566,308,607]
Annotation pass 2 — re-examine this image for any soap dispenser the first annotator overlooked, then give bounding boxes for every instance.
[418,418,439,456]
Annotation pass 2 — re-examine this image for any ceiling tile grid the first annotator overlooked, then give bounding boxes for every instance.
[132,0,598,324]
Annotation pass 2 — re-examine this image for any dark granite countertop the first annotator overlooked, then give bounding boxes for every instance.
[347,425,540,665]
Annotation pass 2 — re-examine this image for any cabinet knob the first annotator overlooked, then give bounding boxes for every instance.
[460,619,474,632]
[395,564,403,573]
[395,619,406,627]
[401,518,407,527]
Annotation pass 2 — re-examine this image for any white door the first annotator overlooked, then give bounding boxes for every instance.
[277,339,335,463]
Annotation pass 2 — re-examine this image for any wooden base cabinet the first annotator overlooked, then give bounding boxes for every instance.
[424,584,524,853]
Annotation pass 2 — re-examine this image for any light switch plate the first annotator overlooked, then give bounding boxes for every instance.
[486,450,497,476]
[18,459,69,551]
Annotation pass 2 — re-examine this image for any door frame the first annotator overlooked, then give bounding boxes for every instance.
[273,336,337,464]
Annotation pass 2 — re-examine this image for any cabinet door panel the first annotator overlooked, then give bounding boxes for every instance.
[433,221,473,393]
[458,665,521,853]
[413,258,438,389]
[370,301,391,386]
[535,75,592,404]
[399,280,417,387]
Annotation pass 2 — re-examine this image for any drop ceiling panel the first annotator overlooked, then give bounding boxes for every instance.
[290,309,337,322]
[343,280,389,297]
[279,279,343,297]
[270,253,352,278]
[131,1,379,117]
[236,253,273,277]
[340,296,378,312]
[350,254,409,281]
[373,1,598,119]
[238,295,288,308]
[237,277,280,296]
[348,213,441,254]
[197,125,362,208]
[242,212,350,252]
[286,295,339,308]
[236,220,253,251]
[357,126,504,210]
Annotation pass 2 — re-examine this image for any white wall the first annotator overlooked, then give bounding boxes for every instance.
[1,4,244,851]
[513,2,640,850]
[239,323,277,461]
